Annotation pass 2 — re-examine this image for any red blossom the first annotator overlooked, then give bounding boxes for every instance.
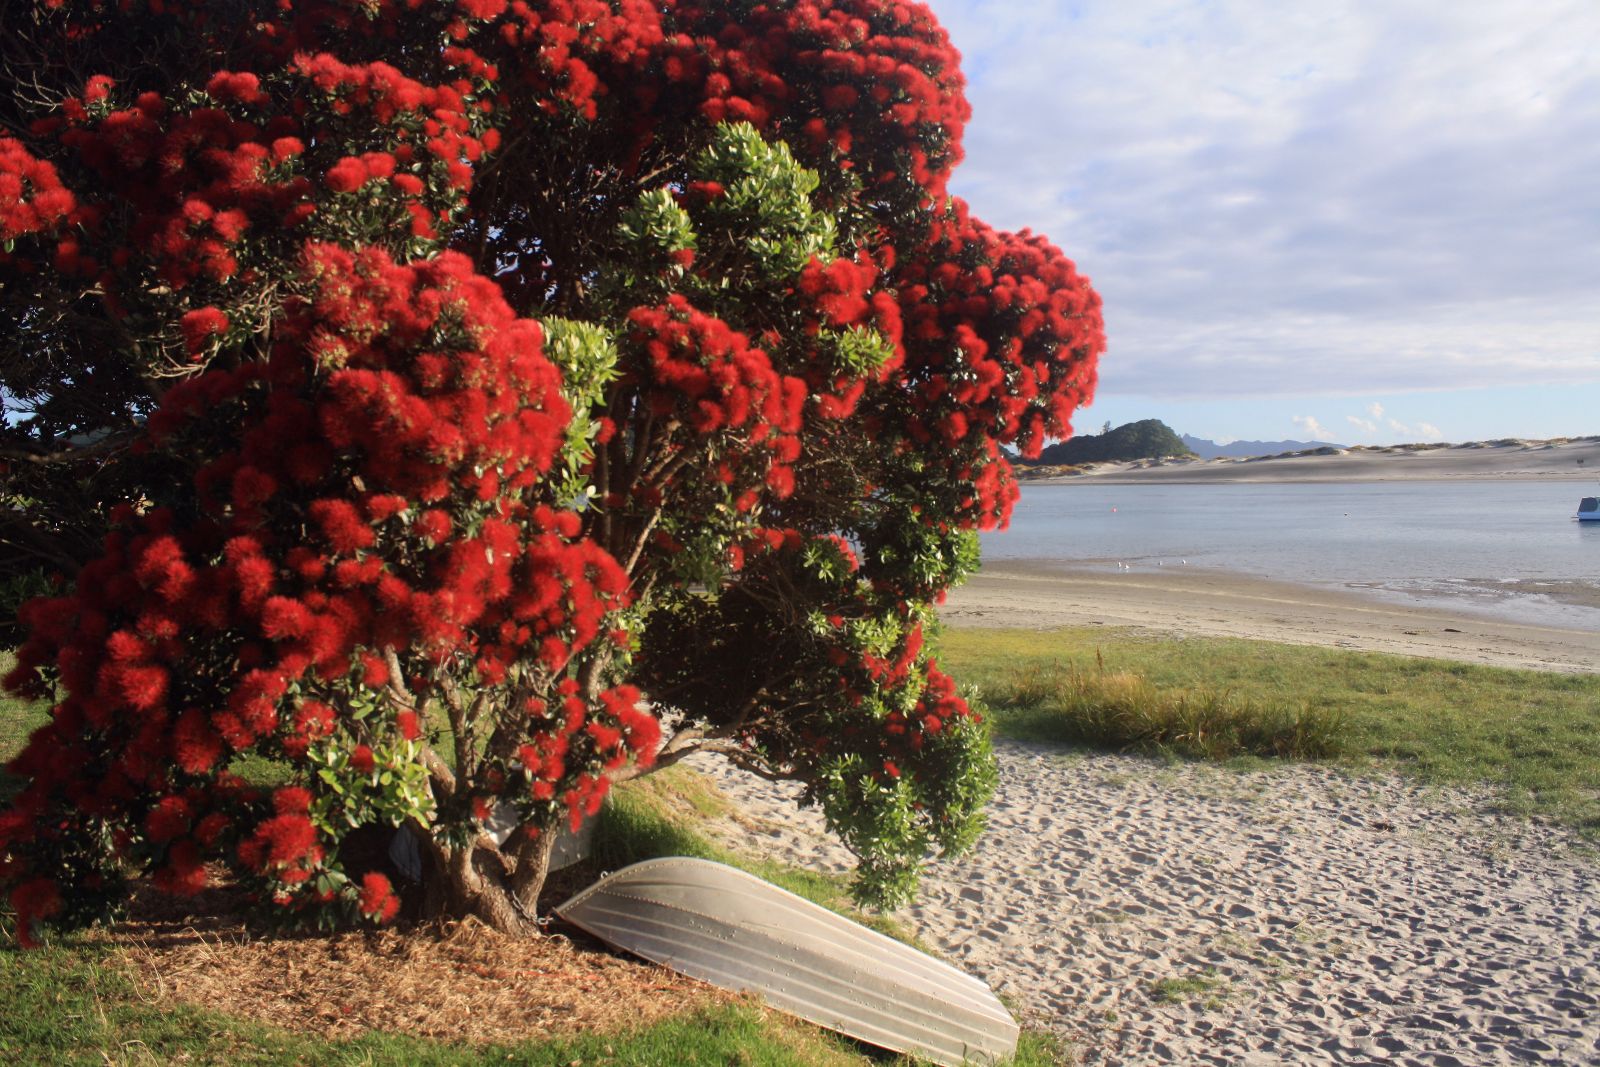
[265,814,316,864]
[325,156,370,193]
[308,499,375,555]
[145,795,192,844]
[358,871,399,923]
[273,786,312,815]
[206,71,266,106]
[179,307,229,354]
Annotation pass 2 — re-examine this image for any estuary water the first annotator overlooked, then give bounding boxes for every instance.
[980,480,1600,632]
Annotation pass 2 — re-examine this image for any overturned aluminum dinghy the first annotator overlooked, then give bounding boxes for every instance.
[555,857,1017,1066]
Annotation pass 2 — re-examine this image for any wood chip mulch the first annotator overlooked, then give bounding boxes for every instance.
[93,866,731,1046]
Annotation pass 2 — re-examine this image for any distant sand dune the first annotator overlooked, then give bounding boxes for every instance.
[1020,437,1600,485]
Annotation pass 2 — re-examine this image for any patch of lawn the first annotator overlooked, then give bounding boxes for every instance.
[939,626,1600,831]
[0,653,49,804]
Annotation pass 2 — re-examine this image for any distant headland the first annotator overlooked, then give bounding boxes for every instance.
[1179,432,1345,459]
[1015,419,1347,467]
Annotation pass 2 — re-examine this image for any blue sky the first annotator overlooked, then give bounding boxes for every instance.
[929,0,1600,445]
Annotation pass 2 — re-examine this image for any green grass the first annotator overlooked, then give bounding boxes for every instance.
[0,654,47,802]
[939,626,1600,830]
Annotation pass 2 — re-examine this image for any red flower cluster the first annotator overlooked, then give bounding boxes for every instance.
[0,138,77,242]
[670,0,972,200]
[52,92,283,290]
[358,871,400,923]
[491,0,668,121]
[627,295,806,499]
[509,678,654,828]
[180,307,230,355]
[871,208,1106,530]
[793,253,906,420]
[899,211,1104,457]
[292,51,495,195]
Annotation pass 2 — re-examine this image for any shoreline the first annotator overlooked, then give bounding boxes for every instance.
[1017,437,1600,485]
[941,561,1600,674]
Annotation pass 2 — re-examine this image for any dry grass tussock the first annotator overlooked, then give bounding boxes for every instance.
[95,867,728,1045]
[995,658,1344,761]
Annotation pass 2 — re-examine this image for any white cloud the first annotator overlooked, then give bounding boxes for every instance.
[1417,422,1444,440]
[1368,402,1386,420]
[1293,414,1333,440]
[936,0,1600,401]
[1386,417,1411,435]
[1346,415,1378,434]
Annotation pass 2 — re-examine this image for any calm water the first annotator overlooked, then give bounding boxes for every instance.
[981,481,1600,632]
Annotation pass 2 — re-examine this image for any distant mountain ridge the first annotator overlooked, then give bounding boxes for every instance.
[1027,419,1193,465]
[1180,433,1345,459]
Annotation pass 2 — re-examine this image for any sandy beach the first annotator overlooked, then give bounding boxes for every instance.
[945,563,1599,674]
[692,747,1600,1066]
[1022,437,1600,485]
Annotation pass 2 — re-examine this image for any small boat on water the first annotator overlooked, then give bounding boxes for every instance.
[1579,495,1600,522]
[556,857,1018,1067]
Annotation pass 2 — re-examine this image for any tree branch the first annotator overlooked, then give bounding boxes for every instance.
[418,743,457,800]
[438,673,475,785]
[383,647,414,706]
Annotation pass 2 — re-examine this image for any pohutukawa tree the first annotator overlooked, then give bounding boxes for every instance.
[0,0,1103,943]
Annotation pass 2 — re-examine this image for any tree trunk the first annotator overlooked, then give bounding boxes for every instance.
[511,825,557,909]
[418,825,559,937]
[467,845,542,936]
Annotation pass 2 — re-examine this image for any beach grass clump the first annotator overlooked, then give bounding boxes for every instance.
[985,657,1344,762]
[940,626,1600,832]
[1149,968,1230,1008]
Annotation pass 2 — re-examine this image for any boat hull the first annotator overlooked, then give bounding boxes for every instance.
[556,857,1018,1067]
